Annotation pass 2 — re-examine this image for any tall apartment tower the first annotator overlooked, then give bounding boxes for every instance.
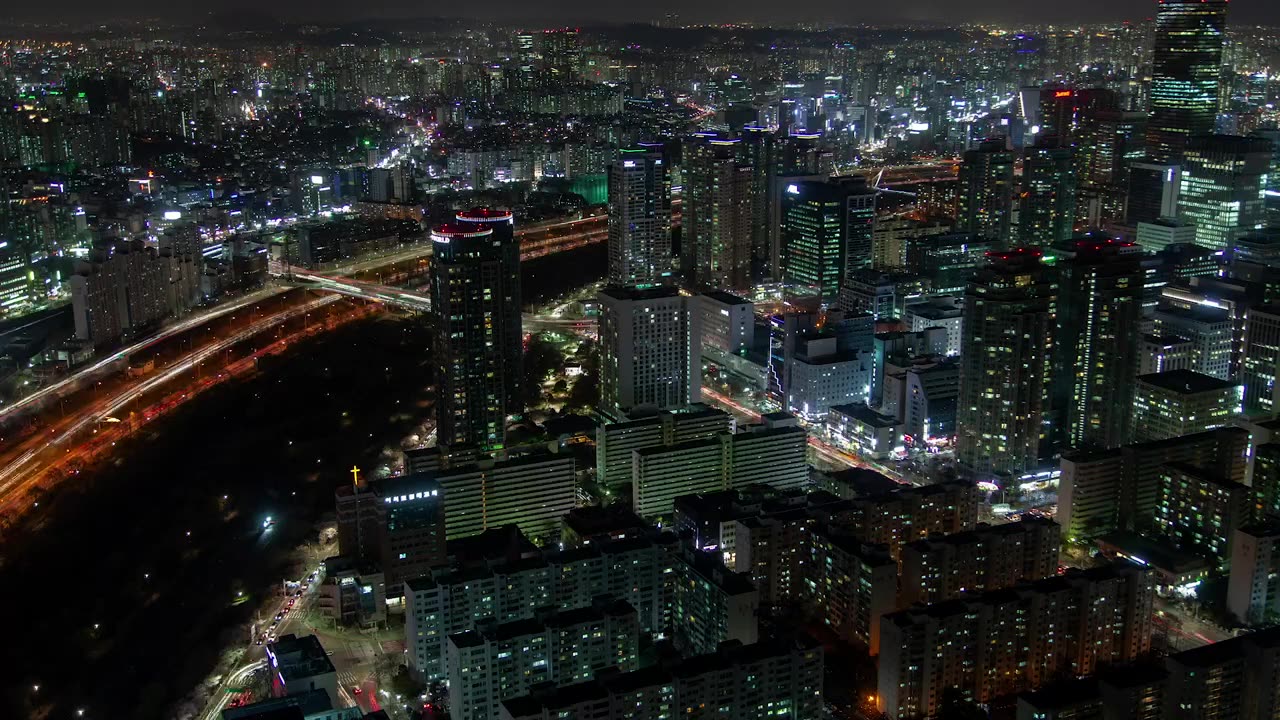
[1146,0,1229,164]
[1052,237,1144,450]
[597,285,698,420]
[956,139,1015,246]
[1019,144,1077,246]
[431,212,522,452]
[683,135,754,291]
[607,147,671,285]
[956,249,1057,477]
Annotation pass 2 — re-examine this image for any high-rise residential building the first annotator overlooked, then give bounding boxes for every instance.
[804,529,897,654]
[779,176,877,302]
[1051,237,1144,450]
[1242,305,1280,417]
[541,28,582,81]
[1163,626,1280,719]
[737,125,775,276]
[404,529,671,684]
[500,637,824,720]
[957,249,1057,477]
[431,214,522,452]
[1154,463,1251,565]
[432,452,576,543]
[669,548,759,655]
[632,420,809,519]
[1228,519,1280,626]
[597,285,698,419]
[1254,442,1280,521]
[898,516,1062,607]
[1146,0,1228,164]
[1178,135,1272,251]
[595,406,734,491]
[1020,144,1077,246]
[1076,107,1147,227]
[447,598,641,720]
[1057,426,1249,543]
[877,563,1154,720]
[821,478,980,559]
[1014,667,1167,720]
[1132,370,1240,442]
[683,135,753,290]
[70,238,185,349]
[607,148,671,285]
[956,139,1015,245]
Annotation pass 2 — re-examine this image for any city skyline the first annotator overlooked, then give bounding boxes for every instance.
[2,0,1280,718]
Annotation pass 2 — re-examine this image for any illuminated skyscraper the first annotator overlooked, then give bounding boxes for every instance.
[779,176,877,302]
[683,136,754,290]
[1178,134,1272,251]
[956,249,1056,477]
[1019,144,1077,246]
[956,140,1015,245]
[1052,237,1144,450]
[597,285,698,420]
[1146,0,1228,164]
[431,212,522,452]
[607,148,671,285]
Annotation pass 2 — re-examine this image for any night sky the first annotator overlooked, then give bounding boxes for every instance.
[5,0,1279,28]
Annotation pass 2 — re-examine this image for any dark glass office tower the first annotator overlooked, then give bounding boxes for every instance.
[432,211,522,452]
[1147,0,1228,164]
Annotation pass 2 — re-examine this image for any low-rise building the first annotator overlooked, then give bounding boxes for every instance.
[266,635,338,708]
[827,403,902,460]
[1132,369,1241,442]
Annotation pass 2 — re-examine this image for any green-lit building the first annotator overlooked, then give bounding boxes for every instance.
[1179,134,1272,251]
[1147,0,1228,164]
[779,176,876,302]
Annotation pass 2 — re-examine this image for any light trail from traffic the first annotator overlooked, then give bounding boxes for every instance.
[0,295,342,515]
[0,286,287,423]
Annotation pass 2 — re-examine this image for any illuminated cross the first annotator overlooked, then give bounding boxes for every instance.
[350,465,361,489]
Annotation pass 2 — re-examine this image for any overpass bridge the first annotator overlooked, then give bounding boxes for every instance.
[284,271,596,334]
